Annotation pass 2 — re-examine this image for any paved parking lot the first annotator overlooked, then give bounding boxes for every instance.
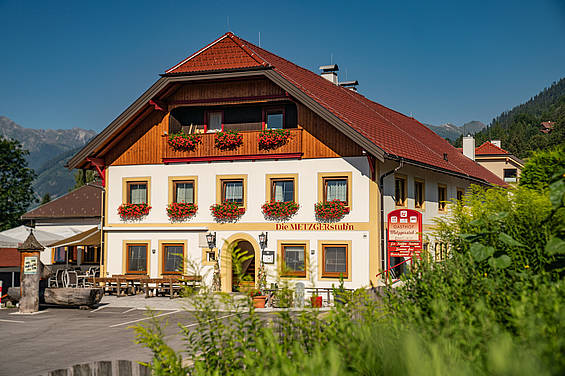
[0,304,236,376]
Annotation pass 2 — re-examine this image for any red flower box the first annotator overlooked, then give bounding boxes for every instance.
[118,203,151,219]
[261,201,299,220]
[258,129,291,150]
[314,199,350,221]
[210,201,246,222]
[214,130,243,151]
[166,202,198,219]
[167,132,202,152]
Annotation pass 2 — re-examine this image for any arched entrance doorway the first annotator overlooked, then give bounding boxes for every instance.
[231,240,255,291]
[220,233,261,292]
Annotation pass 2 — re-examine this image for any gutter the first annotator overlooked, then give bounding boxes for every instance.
[379,158,404,273]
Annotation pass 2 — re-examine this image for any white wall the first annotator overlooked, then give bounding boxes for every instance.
[106,157,371,225]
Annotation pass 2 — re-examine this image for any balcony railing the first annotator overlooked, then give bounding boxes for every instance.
[162,128,303,163]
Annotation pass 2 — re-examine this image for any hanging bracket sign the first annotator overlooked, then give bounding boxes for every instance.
[387,209,423,258]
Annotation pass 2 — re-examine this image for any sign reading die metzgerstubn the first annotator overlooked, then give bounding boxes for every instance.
[387,209,423,258]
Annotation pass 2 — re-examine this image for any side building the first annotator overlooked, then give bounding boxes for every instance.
[67,32,503,291]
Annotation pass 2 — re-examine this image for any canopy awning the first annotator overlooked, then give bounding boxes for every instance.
[49,227,101,247]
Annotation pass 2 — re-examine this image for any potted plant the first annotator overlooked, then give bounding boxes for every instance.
[261,201,299,220]
[314,199,350,221]
[214,130,243,151]
[248,288,267,308]
[310,294,323,308]
[257,129,291,150]
[167,132,202,152]
[166,202,198,219]
[210,202,246,222]
[118,203,151,220]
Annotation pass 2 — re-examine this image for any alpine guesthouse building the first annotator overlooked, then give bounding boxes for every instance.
[68,33,504,291]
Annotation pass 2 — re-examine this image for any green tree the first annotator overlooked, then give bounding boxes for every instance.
[72,169,96,190]
[40,193,51,205]
[0,138,36,231]
[519,145,565,190]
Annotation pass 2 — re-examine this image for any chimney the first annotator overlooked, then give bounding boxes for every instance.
[339,80,359,92]
[462,135,475,161]
[491,140,501,148]
[319,64,339,84]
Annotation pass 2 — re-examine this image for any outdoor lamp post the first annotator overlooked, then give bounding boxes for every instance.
[259,232,268,250]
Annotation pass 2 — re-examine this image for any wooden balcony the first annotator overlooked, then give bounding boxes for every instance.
[162,128,303,163]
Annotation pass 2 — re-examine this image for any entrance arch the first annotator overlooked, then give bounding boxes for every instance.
[220,233,261,292]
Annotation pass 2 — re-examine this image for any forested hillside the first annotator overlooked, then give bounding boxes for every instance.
[455,78,565,158]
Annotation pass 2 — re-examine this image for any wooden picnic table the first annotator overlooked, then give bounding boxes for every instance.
[142,275,202,299]
[87,275,147,297]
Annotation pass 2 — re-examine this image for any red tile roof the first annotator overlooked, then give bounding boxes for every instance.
[166,33,504,186]
[0,248,19,267]
[166,34,268,74]
[475,141,509,155]
[22,182,102,220]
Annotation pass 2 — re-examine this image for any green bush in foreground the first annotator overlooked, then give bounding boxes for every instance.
[135,173,565,375]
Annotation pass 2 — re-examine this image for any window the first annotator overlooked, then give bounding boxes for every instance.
[414,179,425,209]
[163,244,184,274]
[127,244,147,274]
[207,111,223,132]
[281,244,306,277]
[53,247,66,263]
[324,178,348,204]
[174,180,195,203]
[395,176,407,206]
[457,188,465,202]
[271,179,295,202]
[503,168,517,183]
[438,184,447,212]
[322,244,348,278]
[83,246,100,264]
[222,179,244,205]
[127,182,147,204]
[265,110,284,129]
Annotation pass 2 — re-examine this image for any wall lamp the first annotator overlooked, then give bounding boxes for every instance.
[258,232,268,250]
[206,232,216,249]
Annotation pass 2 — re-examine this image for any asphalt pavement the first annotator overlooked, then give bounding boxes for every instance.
[0,305,201,376]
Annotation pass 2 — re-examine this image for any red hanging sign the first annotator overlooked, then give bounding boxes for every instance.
[387,209,423,258]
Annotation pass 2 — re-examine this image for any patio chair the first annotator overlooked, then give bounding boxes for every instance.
[48,269,65,288]
[66,270,79,288]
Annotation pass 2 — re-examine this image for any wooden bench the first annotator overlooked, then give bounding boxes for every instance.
[88,275,147,296]
[142,275,202,299]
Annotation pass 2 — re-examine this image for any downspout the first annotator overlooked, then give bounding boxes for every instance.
[87,181,105,277]
[379,158,404,274]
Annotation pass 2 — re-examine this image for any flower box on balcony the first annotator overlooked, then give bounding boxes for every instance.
[261,201,299,220]
[257,129,291,150]
[210,201,246,222]
[118,203,151,220]
[167,132,202,152]
[166,202,198,219]
[214,130,243,151]
[314,199,350,221]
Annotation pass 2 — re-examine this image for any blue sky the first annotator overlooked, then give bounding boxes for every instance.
[1,0,564,132]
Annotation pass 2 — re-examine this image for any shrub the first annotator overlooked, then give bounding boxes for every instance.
[519,144,565,190]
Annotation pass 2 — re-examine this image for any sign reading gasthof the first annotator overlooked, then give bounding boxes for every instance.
[387,209,423,257]
[23,256,38,275]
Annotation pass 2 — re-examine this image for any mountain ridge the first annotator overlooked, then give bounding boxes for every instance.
[0,116,96,198]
